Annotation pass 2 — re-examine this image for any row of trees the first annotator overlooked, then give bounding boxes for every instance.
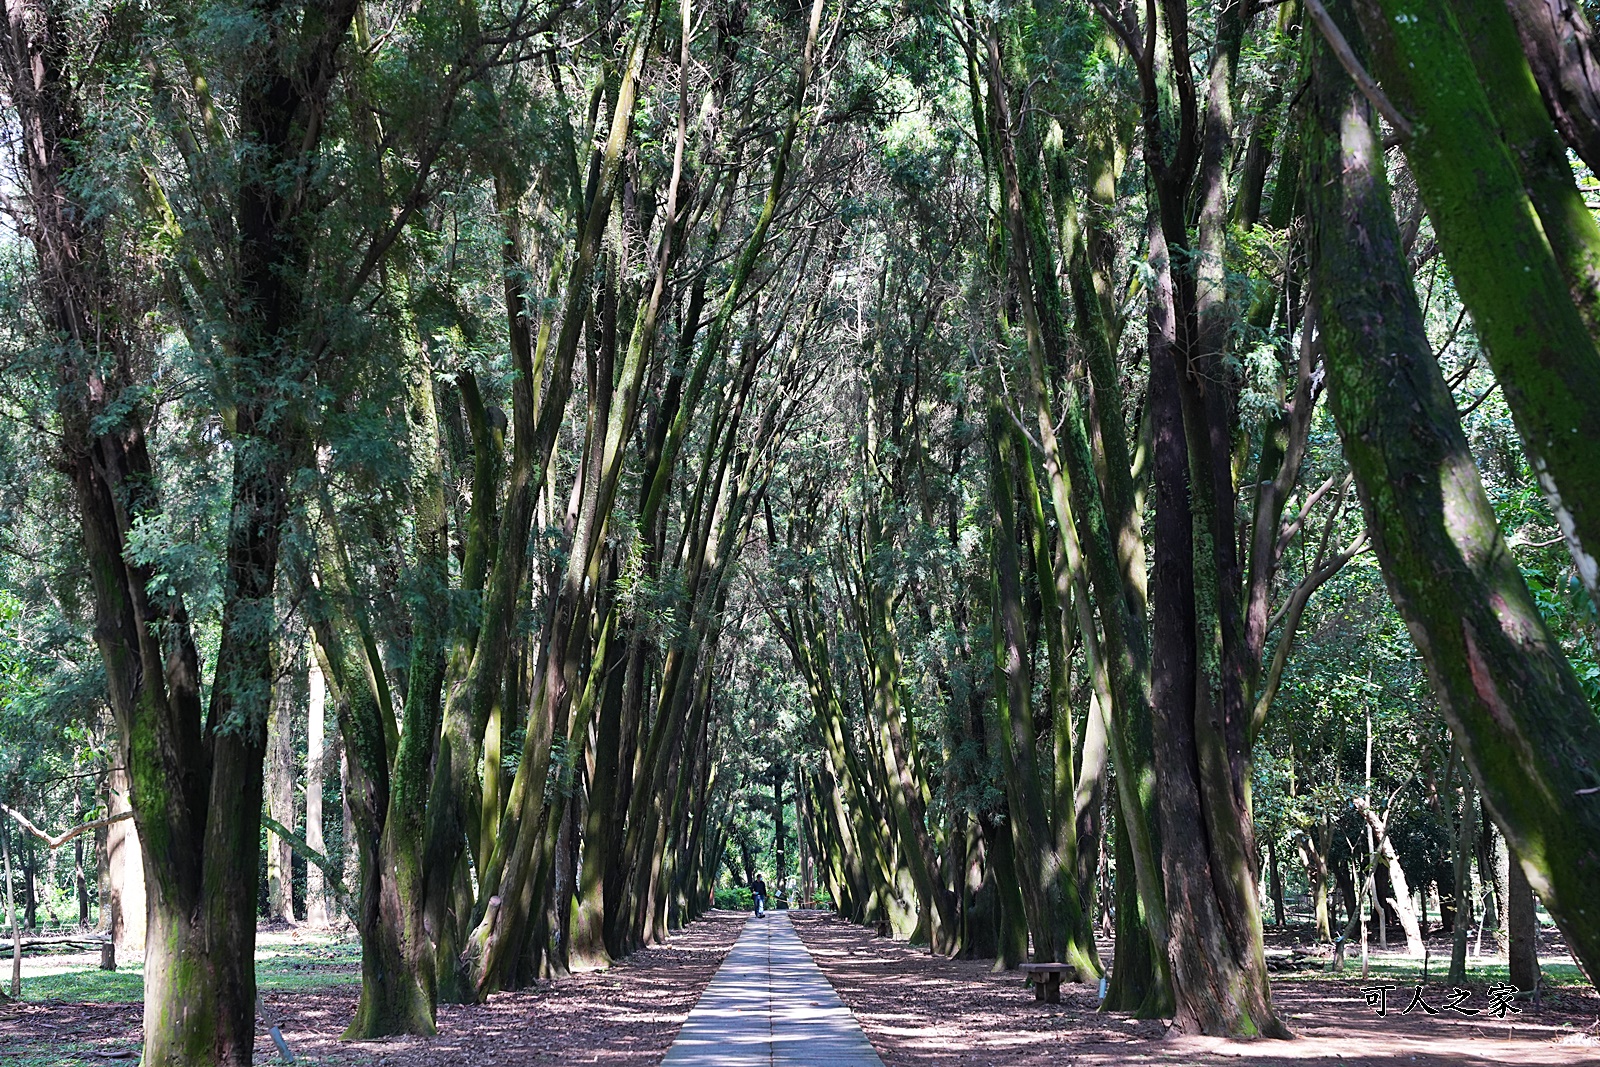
[0,0,848,1058]
[1,0,1598,1061]
[735,0,1599,1039]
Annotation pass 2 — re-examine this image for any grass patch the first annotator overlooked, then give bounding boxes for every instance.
[257,937,362,993]
[14,930,362,1003]
[0,1039,121,1067]
[1279,957,1590,989]
[20,965,144,1003]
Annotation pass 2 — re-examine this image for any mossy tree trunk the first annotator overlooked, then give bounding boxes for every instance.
[986,400,1100,978]
[1309,0,1600,986]
[1350,0,1600,607]
[3,0,359,1060]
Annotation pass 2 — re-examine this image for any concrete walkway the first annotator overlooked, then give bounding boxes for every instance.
[660,911,886,1067]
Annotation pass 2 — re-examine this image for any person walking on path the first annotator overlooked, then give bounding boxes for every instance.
[751,874,767,917]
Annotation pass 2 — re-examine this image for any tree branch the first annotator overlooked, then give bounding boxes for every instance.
[1,803,133,850]
[260,814,358,924]
[1303,0,1415,141]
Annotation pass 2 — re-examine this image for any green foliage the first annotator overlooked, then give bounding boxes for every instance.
[714,887,755,910]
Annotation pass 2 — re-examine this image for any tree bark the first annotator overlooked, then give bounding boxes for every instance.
[74,792,87,927]
[1351,0,1600,607]
[1449,0,1600,347]
[1298,819,1333,942]
[1504,0,1600,173]
[1268,837,1285,929]
[101,764,143,952]
[266,659,297,923]
[1507,847,1540,991]
[305,652,330,928]
[772,766,787,902]
[1,0,359,1058]
[20,839,35,931]
[1354,799,1426,956]
[1310,0,1600,986]
[1476,807,1504,940]
[1447,778,1479,984]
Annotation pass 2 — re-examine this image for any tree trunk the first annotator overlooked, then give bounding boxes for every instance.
[1144,190,1286,1036]
[1448,779,1479,984]
[1476,806,1504,940]
[1503,0,1600,174]
[987,400,1099,978]
[0,1,363,1058]
[982,812,1029,970]
[266,660,297,923]
[1450,0,1600,353]
[568,622,627,970]
[336,333,451,1035]
[74,791,88,927]
[1103,799,1168,1016]
[772,765,786,904]
[1313,0,1600,986]
[1354,800,1426,956]
[1351,0,1600,607]
[797,765,814,906]
[978,54,1096,967]
[1299,820,1332,942]
[100,764,143,952]
[21,839,35,931]
[1268,836,1286,929]
[4,827,19,996]
[304,652,330,928]
[1507,848,1540,992]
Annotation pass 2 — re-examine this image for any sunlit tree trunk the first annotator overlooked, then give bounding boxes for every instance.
[266,661,298,923]
[305,654,330,928]
[1350,0,1600,607]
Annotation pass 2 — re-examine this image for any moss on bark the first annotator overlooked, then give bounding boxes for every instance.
[1311,0,1600,985]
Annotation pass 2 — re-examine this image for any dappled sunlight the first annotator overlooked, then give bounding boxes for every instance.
[0,913,746,1067]
[789,913,1600,1067]
[662,911,884,1065]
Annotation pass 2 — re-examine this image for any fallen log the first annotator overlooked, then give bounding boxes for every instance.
[0,933,111,952]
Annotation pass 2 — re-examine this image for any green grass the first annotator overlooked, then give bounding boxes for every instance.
[14,930,363,1003]
[0,1039,115,1067]
[256,936,363,993]
[20,965,145,1002]
[1278,957,1590,989]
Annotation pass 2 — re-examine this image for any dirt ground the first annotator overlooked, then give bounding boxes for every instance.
[7,909,1597,1065]
[790,912,1600,1067]
[0,910,744,1066]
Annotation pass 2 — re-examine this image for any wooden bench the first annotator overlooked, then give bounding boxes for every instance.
[1020,962,1078,1003]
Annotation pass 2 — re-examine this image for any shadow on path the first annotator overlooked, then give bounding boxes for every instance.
[662,911,886,1067]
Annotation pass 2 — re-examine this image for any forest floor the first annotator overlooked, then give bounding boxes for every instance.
[790,912,1600,1067]
[0,910,744,1065]
[4,908,1596,1065]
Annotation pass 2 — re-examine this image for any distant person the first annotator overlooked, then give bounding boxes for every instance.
[750,874,767,917]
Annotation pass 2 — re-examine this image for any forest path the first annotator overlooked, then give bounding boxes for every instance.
[659,910,886,1067]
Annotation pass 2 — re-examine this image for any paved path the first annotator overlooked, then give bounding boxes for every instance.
[660,911,886,1067]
